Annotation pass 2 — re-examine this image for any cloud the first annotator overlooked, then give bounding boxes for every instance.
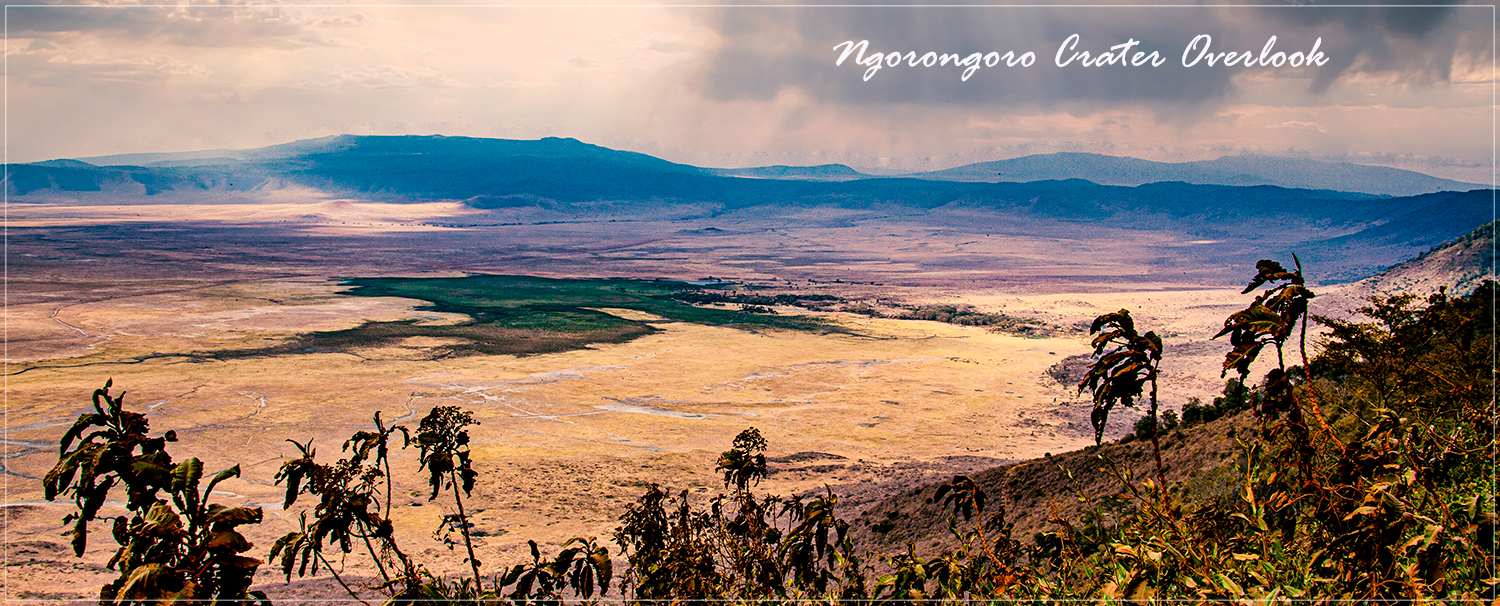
[6,3,364,49]
[2,3,1489,178]
[1251,2,1490,92]
[1269,120,1328,133]
[684,2,1489,113]
[11,49,212,86]
[305,65,465,89]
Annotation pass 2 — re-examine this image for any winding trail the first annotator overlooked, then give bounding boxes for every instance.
[47,306,90,338]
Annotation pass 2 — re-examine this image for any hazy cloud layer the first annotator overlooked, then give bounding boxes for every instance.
[4,2,1492,183]
[9,3,356,48]
[688,2,1489,109]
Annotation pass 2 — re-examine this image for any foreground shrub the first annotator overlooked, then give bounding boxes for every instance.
[1043,266,1496,602]
[44,380,269,605]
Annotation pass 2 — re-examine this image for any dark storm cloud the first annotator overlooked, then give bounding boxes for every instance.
[6,4,356,48]
[1253,1,1489,91]
[687,2,1488,110]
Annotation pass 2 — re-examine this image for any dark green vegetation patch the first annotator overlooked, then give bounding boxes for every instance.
[217,275,841,360]
[339,274,840,332]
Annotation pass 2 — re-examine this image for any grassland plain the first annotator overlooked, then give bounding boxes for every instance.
[2,205,1332,600]
[4,277,1277,599]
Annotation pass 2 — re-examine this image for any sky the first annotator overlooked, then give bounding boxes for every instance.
[5,1,1495,182]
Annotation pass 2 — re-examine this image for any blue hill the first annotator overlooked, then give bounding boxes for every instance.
[909,152,1483,197]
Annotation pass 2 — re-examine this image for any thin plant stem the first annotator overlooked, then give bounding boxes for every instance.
[1148,372,1167,506]
[384,531,420,586]
[358,522,392,584]
[1295,314,1343,449]
[314,548,374,606]
[383,449,394,521]
[451,468,483,589]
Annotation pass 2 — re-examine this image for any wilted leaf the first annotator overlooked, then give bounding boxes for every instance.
[204,529,252,553]
[203,465,240,501]
[206,506,263,528]
[131,461,173,489]
[145,502,182,529]
[590,548,612,594]
[58,413,103,455]
[117,563,170,601]
[71,517,89,557]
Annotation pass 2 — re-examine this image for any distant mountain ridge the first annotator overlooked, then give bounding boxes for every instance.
[5,140,1406,224]
[7,134,1492,283]
[63,135,1483,197]
[905,152,1484,197]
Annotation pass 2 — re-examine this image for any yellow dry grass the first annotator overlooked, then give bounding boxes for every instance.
[4,277,1298,592]
[3,276,1105,579]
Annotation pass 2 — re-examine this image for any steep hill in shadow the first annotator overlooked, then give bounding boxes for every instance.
[847,228,1493,558]
[1321,220,1495,313]
[1291,189,1494,282]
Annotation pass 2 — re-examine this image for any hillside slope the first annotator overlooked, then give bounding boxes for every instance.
[847,411,1256,557]
[849,225,1493,558]
[1317,220,1496,317]
[1292,189,1494,282]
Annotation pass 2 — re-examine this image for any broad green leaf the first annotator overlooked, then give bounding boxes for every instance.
[170,458,202,493]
